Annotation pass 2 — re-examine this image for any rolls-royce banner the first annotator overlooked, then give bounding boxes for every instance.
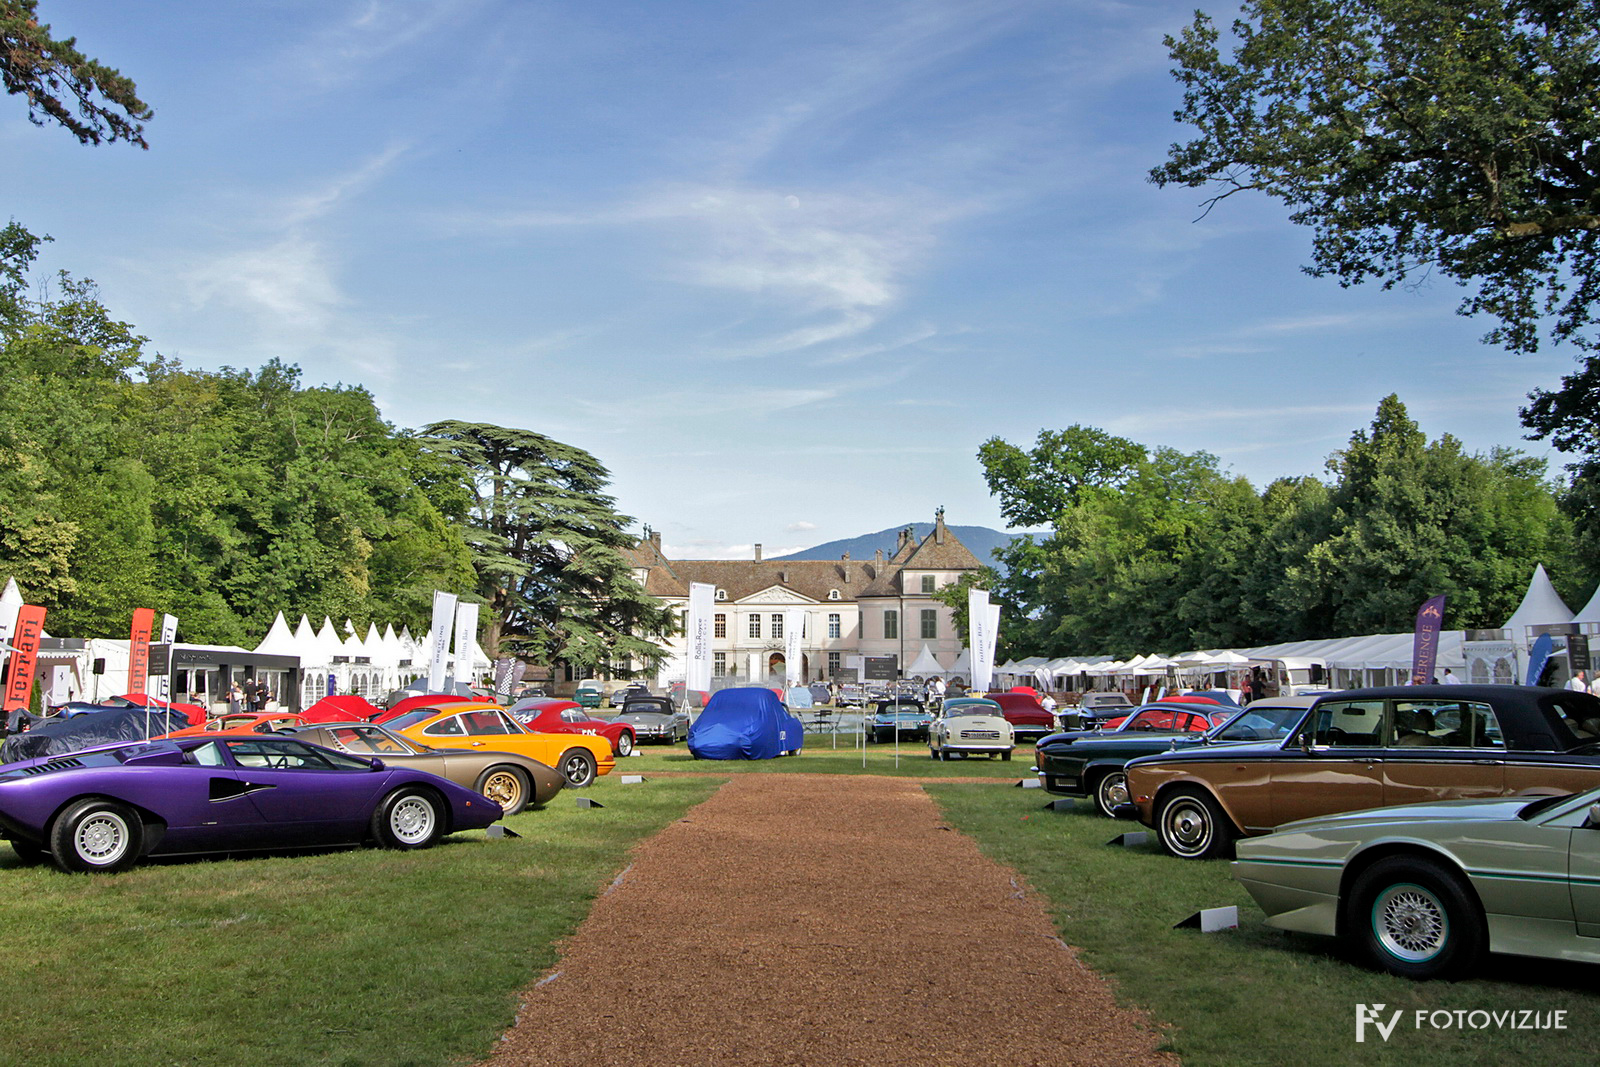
[685,582,716,694]
[425,591,458,691]
[152,612,178,701]
[127,607,156,696]
[453,601,480,686]
[969,589,998,692]
[1409,594,1446,685]
[2,604,45,712]
[784,607,804,687]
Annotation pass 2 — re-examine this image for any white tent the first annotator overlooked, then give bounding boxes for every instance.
[906,643,946,678]
[1574,584,1600,627]
[1502,563,1573,637]
[948,647,973,683]
[253,612,297,657]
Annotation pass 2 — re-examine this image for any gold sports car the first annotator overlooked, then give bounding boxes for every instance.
[285,721,565,815]
[387,703,615,788]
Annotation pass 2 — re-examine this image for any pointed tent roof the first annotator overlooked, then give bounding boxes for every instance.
[1,577,23,651]
[949,647,972,677]
[906,643,945,676]
[254,612,297,656]
[364,623,390,667]
[1574,584,1600,626]
[315,617,345,663]
[1502,564,1573,634]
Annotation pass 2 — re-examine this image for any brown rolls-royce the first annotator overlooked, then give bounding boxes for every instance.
[1121,684,1600,859]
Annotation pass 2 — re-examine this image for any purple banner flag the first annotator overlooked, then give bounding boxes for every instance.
[1410,594,1447,685]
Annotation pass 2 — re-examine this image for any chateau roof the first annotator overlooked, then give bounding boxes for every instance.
[627,514,983,603]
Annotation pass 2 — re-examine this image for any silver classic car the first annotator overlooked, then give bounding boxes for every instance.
[1233,788,1600,979]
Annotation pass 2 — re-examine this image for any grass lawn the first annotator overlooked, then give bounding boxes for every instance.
[0,775,722,1067]
[929,782,1600,1066]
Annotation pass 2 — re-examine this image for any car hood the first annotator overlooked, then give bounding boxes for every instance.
[1125,738,1288,767]
[1268,795,1545,838]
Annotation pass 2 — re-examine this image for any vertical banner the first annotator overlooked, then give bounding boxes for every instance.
[127,607,156,696]
[453,601,481,688]
[153,613,179,702]
[0,576,21,677]
[1409,594,1447,685]
[493,657,524,696]
[784,608,805,688]
[968,589,994,693]
[425,591,458,691]
[1526,632,1555,687]
[3,604,46,711]
[685,582,716,696]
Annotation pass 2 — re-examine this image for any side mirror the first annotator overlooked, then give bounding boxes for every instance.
[368,757,386,771]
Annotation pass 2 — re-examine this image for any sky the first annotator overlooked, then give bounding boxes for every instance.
[5,0,1582,560]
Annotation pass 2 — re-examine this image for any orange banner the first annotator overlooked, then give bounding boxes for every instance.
[3,604,47,712]
[127,607,155,696]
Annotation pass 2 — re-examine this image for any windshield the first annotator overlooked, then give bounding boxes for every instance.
[1211,704,1305,742]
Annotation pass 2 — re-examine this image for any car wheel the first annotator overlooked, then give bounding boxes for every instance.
[1347,855,1485,979]
[475,765,531,816]
[1000,751,1011,762]
[371,787,442,850]
[50,798,144,873]
[615,731,634,758]
[559,748,598,788]
[1155,788,1234,860]
[1091,771,1130,819]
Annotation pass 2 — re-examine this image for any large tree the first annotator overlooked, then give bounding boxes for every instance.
[421,421,673,674]
[2,1,151,147]
[1151,0,1599,357]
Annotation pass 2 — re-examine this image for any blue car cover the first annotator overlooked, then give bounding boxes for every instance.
[688,687,804,760]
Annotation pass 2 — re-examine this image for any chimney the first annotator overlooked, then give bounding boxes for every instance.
[778,569,787,584]
[651,530,662,549]
[875,549,884,562]
[841,552,851,582]
[754,543,763,562]
[934,508,946,545]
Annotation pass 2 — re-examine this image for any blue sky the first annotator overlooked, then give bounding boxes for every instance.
[6,1,1579,559]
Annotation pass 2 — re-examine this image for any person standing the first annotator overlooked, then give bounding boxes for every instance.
[227,683,244,714]
[1567,670,1589,692]
[1441,668,1461,684]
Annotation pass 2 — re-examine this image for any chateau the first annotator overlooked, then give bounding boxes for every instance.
[625,512,985,687]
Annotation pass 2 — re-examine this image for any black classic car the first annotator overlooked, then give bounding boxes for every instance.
[1119,684,1600,860]
[1038,697,1312,817]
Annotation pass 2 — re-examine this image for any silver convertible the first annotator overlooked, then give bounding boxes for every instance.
[1233,788,1600,979]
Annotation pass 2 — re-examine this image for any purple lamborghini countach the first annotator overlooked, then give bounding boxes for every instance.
[0,734,502,872]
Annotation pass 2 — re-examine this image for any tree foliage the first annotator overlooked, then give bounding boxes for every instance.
[981,397,1576,657]
[2,1,151,147]
[0,224,475,643]
[420,421,673,673]
[1152,0,1600,356]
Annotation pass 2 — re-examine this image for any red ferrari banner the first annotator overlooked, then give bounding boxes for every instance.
[127,607,156,696]
[3,604,47,712]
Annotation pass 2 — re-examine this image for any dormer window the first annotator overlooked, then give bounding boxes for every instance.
[715,589,727,601]
[828,589,841,600]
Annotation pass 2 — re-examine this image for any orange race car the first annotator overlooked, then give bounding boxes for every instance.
[386,702,615,787]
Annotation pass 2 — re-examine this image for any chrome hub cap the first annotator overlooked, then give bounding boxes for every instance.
[77,813,130,864]
[390,797,435,844]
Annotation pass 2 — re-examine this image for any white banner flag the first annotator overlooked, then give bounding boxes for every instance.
[453,601,480,688]
[784,608,805,688]
[685,582,716,696]
[969,589,997,693]
[426,591,458,691]
[153,613,179,701]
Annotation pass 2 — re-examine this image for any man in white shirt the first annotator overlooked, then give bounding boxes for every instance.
[1566,670,1588,692]
[1441,669,1461,684]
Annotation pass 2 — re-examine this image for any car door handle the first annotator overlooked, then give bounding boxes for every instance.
[470,741,485,747]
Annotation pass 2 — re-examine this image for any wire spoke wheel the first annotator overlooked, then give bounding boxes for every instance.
[1372,883,1448,963]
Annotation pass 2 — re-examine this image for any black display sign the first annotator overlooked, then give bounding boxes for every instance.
[864,656,898,681]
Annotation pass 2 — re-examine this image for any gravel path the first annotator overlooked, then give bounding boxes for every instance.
[481,774,1176,1067]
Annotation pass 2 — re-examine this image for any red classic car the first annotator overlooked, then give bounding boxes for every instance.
[509,697,636,757]
[984,692,1056,744]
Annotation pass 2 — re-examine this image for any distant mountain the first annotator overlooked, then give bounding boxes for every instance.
[774,524,1020,569]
